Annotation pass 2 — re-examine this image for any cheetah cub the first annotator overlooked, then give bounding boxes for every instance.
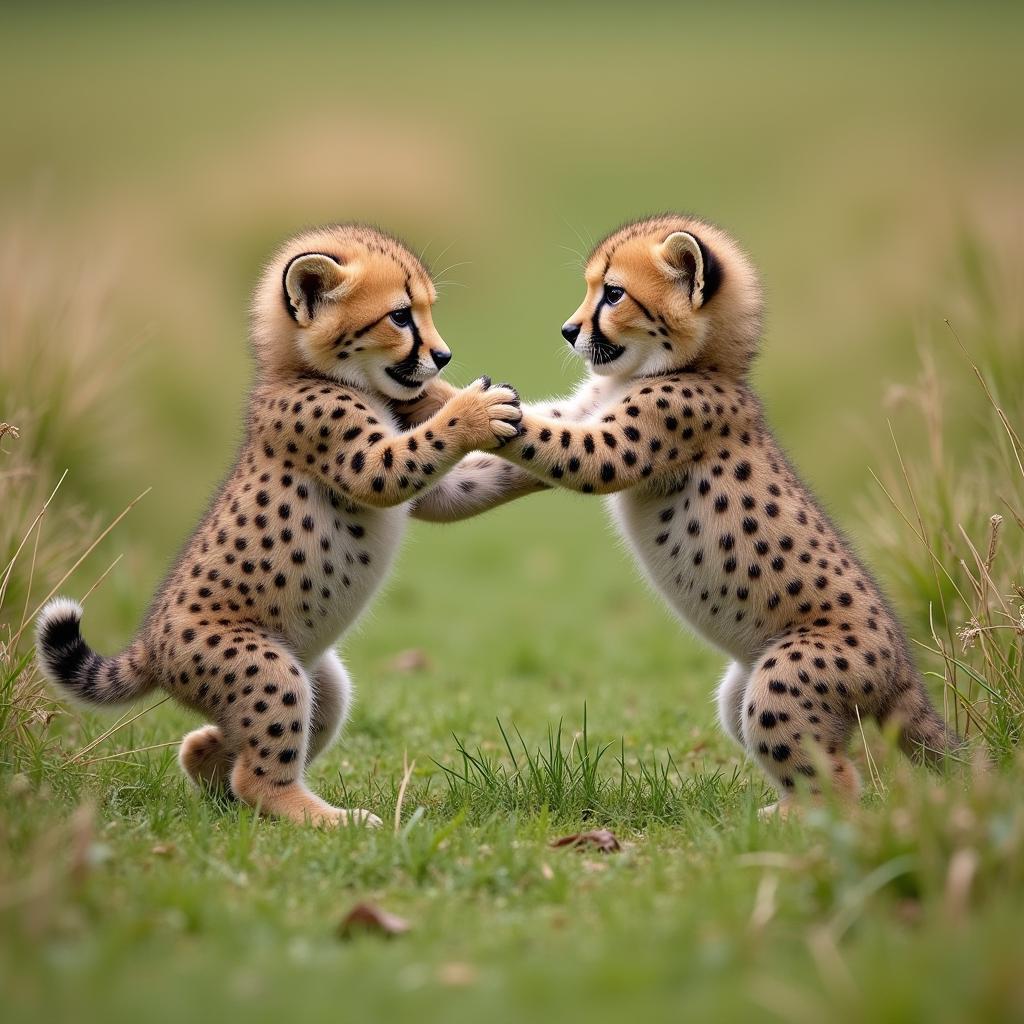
[36,223,522,827]
[442,214,958,811]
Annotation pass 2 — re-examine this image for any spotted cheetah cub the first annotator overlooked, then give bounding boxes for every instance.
[35,223,522,827]
[446,214,957,811]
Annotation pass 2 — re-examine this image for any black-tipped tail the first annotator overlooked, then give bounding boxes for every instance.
[35,598,152,706]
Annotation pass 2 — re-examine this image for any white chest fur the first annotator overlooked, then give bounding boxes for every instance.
[608,484,759,664]
[569,377,759,665]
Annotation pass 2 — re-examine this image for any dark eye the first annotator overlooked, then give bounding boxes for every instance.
[604,284,625,305]
[389,307,412,328]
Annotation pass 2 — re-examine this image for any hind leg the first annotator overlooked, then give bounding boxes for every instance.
[306,648,353,766]
[742,633,861,815]
[174,624,379,827]
[716,661,750,748]
[180,649,355,790]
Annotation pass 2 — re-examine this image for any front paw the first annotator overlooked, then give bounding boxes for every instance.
[456,377,522,450]
[390,378,459,428]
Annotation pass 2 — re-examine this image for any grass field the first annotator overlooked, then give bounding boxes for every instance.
[2,5,1024,1022]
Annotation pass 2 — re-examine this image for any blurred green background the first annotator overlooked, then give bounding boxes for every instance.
[2,5,1024,1021]
[4,0,1023,780]
[3,4,1022,653]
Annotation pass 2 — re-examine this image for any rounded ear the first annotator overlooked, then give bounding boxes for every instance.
[656,231,718,310]
[282,253,351,325]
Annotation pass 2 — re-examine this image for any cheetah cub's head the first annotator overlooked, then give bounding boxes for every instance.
[251,223,451,400]
[562,214,763,379]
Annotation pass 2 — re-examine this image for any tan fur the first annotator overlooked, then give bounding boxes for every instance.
[36,224,522,828]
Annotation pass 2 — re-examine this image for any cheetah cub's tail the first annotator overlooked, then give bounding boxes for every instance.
[885,684,965,770]
[35,598,154,706]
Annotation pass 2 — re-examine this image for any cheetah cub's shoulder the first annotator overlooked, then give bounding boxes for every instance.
[486,213,961,812]
[36,223,521,827]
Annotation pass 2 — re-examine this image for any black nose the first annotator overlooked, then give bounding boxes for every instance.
[561,322,581,346]
[431,349,452,369]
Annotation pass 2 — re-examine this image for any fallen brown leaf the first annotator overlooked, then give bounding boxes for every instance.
[550,829,621,854]
[337,901,411,940]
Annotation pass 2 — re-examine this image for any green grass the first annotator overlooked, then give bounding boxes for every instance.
[3,3,1024,1022]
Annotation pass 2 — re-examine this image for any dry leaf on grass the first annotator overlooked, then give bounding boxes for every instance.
[337,902,411,940]
[550,829,621,854]
[386,649,432,674]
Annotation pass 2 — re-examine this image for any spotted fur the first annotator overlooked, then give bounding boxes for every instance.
[36,223,522,828]
[431,213,958,811]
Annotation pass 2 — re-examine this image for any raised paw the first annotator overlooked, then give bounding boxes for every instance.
[459,376,523,450]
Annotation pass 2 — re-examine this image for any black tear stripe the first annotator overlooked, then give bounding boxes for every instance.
[590,296,626,366]
[281,252,342,322]
[590,295,608,345]
[390,278,424,375]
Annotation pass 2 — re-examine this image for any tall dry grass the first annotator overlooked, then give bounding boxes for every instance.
[869,240,1024,761]
[0,216,130,627]
[0,217,135,773]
